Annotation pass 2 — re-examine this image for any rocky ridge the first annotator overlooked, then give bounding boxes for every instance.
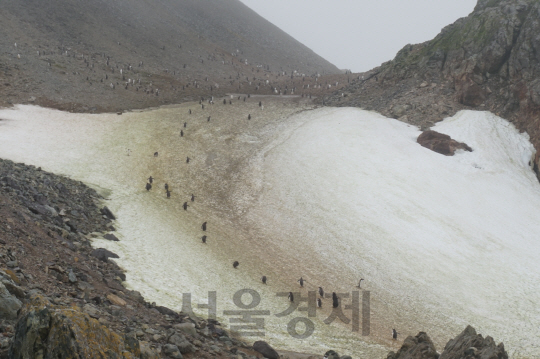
[323,0,540,178]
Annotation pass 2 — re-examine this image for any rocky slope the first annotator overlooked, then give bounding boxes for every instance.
[0,0,341,112]
[324,0,540,177]
[0,158,270,359]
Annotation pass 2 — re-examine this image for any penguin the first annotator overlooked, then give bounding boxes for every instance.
[145,183,152,191]
[202,222,207,231]
[202,104,205,109]
[189,109,192,114]
[201,235,207,243]
[332,292,339,308]
[261,275,267,284]
[357,278,364,288]
[248,114,251,120]
[180,130,184,137]
[207,116,211,122]
[259,101,262,107]
[288,292,294,302]
[184,122,187,128]
[186,157,190,163]
[223,99,226,105]
[191,194,195,202]
[233,261,239,269]
[317,298,322,308]
[164,183,169,190]
[298,277,305,287]
[392,329,398,340]
[148,176,153,184]
[318,287,324,298]
[154,152,159,157]
[166,189,171,198]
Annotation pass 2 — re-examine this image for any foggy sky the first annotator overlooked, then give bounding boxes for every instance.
[239,0,477,72]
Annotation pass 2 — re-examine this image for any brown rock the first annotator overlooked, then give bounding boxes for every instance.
[439,325,508,359]
[106,293,127,306]
[417,130,473,156]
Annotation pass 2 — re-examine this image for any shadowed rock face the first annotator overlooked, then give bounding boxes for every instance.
[417,130,473,156]
[386,332,439,359]
[324,0,540,178]
[386,326,508,359]
[10,296,154,359]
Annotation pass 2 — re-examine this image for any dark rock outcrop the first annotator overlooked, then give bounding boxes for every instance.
[387,326,508,359]
[440,325,508,359]
[91,248,120,262]
[10,296,151,359]
[417,130,473,156]
[253,340,280,359]
[386,332,439,359]
[324,0,540,178]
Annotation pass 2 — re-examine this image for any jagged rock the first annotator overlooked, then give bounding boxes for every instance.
[2,280,25,299]
[155,305,179,318]
[10,296,148,359]
[417,130,473,156]
[0,282,22,320]
[253,341,279,359]
[439,325,508,359]
[91,248,120,262]
[100,206,116,220]
[386,332,439,359]
[68,269,77,283]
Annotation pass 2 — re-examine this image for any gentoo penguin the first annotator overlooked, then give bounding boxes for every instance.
[288,292,294,302]
[317,298,322,308]
[183,202,188,210]
[392,329,398,340]
[186,157,190,163]
[318,287,324,297]
[180,130,184,137]
[189,109,192,114]
[202,222,207,231]
[191,194,195,202]
[259,101,262,107]
[233,261,239,269]
[223,99,226,105]
[207,116,211,122]
[148,176,153,183]
[145,183,152,191]
[248,114,251,120]
[357,278,364,288]
[201,235,207,243]
[166,189,171,198]
[332,292,339,308]
[261,275,267,284]
[164,183,169,190]
[154,152,159,157]
[298,277,305,287]
[184,122,187,128]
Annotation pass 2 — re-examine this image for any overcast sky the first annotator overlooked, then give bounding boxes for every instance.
[239,0,477,72]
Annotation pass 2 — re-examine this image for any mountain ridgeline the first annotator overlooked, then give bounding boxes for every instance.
[325,0,540,176]
[0,0,339,112]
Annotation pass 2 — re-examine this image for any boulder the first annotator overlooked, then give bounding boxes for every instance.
[323,350,340,359]
[417,130,473,156]
[106,293,127,306]
[10,296,145,359]
[162,344,183,359]
[253,341,279,359]
[173,322,197,337]
[91,248,119,262]
[386,332,439,359]
[103,233,119,241]
[0,282,22,320]
[439,325,508,359]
